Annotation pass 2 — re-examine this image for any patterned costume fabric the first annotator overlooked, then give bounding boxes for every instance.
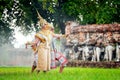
[35,30,51,71]
[50,37,68,69]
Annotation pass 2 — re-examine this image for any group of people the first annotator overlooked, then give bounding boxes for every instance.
[64,21,120,62]
[66,33,120,62]
[25,11,68,74]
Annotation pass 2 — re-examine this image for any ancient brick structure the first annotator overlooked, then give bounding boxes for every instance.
[64,21,120,62]
[65,22,120,46]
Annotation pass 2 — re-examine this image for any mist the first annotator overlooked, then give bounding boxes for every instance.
[0,44,33,67]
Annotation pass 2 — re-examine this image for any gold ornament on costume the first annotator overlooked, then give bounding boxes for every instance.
[25,41,37,51]
[36,10,47,27]
[36,10,54,30]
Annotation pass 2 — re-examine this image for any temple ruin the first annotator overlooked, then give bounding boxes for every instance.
[64,21,120,62]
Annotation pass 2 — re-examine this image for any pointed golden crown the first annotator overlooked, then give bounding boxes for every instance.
[36,9,54,30]
[36,10,47,27]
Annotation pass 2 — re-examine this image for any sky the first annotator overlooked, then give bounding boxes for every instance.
[1,0,36,49]
[13,28,35,48]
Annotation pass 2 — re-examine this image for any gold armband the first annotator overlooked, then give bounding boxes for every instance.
[62,34,68,38]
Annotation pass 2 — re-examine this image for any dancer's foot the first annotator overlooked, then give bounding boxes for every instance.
[31,65,36,73]
[43,71,47,73]
[37,70,40,74]
[59,66,64,73]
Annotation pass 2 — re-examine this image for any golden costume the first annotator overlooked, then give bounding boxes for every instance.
[34,10,54,71]
[35,29,51,71]
[35,10,67,72]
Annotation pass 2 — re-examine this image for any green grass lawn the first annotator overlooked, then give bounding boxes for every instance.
[0,67,120,80]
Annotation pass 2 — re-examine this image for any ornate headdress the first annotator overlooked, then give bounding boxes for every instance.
[36,10,53,30]
[36,10,47,26]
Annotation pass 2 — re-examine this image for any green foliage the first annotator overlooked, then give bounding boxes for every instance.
[0,0,14,44]
[41,0,57,13]
[0,0,120,44]
[96,1,118,24]
[0,0,13,17]
[62,1,80,17]
[0,67,120,80]
[62,0,120,24]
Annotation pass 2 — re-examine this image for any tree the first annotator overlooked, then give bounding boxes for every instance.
[62,0,120,24]
[0,0,120,45]
[0,0,14,45]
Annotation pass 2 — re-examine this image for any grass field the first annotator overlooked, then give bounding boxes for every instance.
[0,67,120,80]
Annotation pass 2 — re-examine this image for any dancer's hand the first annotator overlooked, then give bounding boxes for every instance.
[62,34,69,38]
[25,43,28,49]
[54,48,57,53]
[65,34,69,37]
